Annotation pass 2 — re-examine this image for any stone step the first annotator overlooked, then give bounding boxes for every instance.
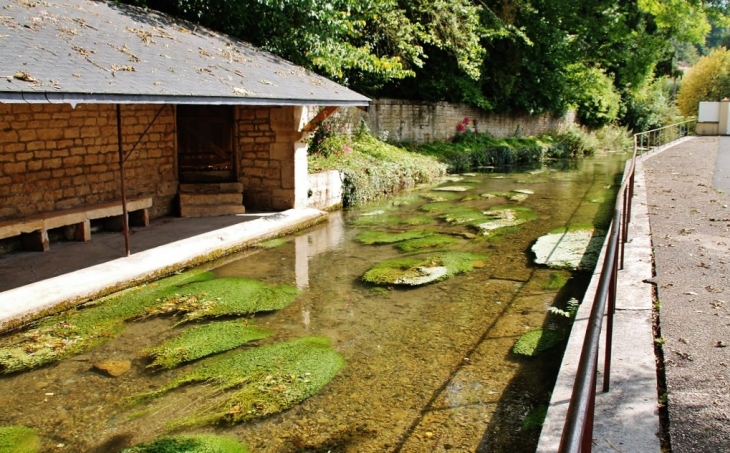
[179,182,243,194]
[179,192,243,206]
[179,204,246,218]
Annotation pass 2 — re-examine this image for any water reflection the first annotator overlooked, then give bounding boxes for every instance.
[0,156,627,452]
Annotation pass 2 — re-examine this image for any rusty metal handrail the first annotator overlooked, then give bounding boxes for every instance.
[557,119,695,452]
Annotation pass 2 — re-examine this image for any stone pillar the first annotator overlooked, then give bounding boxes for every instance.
[269,106,309,210]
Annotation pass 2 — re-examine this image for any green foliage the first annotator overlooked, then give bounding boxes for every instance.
[309,132,446,207]
[0,426,40,453]
[0,270,215,373]
[131,337,345,428]
[566,64,621,128]
[362,252,485,286]
[543,126,597,158]
[414,133,547,173]
[143,321,273,369]
[355,230,433,245]
[121,434,250,453]
[677,47,730,116]
[147,278,299,323]
[548,298,580,318]
[513,329,564,357]
[621,77,681,132]
[396,234,459,252]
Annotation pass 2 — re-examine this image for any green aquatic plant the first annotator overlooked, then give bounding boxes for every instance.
[355,230,433,245]
[362,252,486,286]
[121,434,250,453]
[419,201,455,213]
[522,405,549,431]
[0,426,40,453]
[440,207,492,225]
[143,321,273,369]
[513,329,564,356]
[352,214,402,227]
[148,278,299,323]
[132,337,345,428]
[396,235,459,252]
[0,270,215,374]
[255,238,287,249]
[400,215,435,226]
[541,271,571,290]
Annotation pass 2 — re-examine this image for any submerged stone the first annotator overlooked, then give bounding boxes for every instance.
[513,329,564,356]
[509,193,529,202]
[474,207,537,236]
[131,337,344,428]
[121,434,250,453]
[92,360,131,377]
[0,426,40,453]
[362,252,486,286]
[512,189,534,195]
[531,227,605,271]
[433,185,470,192]
[400,215,435,226]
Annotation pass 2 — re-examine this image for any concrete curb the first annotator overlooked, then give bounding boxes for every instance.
[0,208,327,331]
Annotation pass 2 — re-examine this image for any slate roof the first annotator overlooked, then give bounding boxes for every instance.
[0,0,369,106]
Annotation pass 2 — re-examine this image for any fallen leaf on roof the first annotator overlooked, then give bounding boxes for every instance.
[110,64,136,75]
[233,87,251,96]
[13,71,37,82]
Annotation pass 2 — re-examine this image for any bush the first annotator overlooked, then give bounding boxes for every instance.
[309,130,447,207]
[621,77,681,132]
[567,64,622,128]
[677,47,730,116]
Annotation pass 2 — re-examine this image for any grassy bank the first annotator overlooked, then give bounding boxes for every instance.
[308,131,447,207]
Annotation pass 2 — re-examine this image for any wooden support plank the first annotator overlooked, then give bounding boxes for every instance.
[302,106,339,132]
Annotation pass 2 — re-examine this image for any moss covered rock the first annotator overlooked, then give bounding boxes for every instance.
[122,434,250,453]
[513,329,564,356]
[474,206,538,236]
[362,252,486,286]
[132,337,345,428]
[144,321,273,369]
[0,426,40,453]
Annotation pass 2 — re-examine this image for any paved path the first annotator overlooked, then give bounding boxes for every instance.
[644,136,730,452]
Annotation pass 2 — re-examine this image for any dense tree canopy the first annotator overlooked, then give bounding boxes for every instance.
[128,0,729,128]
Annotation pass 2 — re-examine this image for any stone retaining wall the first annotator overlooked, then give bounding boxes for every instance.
[336,99,576,144]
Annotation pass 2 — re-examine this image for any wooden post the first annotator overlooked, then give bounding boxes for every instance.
[116,104,131,257]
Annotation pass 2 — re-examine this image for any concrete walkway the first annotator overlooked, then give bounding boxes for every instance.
[539,135,730,452]
[0,208,327,331]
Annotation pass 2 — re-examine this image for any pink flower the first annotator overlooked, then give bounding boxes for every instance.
[457,123,466,132]
[463,117,470,125]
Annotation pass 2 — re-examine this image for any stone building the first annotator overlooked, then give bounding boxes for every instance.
[0,0,368,253]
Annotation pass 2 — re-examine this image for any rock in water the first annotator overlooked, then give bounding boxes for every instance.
[92,360,131,377]
[532,228,605,271]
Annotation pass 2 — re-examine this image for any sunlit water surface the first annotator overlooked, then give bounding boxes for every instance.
[0,156,627,452]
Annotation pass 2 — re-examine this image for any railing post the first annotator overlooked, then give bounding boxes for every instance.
[604,215,619,392]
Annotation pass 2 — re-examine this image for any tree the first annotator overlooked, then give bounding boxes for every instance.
[676,47,730,116]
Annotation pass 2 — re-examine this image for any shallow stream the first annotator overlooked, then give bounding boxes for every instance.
[0,155,627,452]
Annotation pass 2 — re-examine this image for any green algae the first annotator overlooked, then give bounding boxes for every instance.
[352,214,402,227]
[419,201,455,213]
[440,207,492,225]
[0,270,215,374]
[362,252,486,286]
[522,405,548,431]
[513,329,564,356]
[255,238,287,249]
[143,321,273,369]
[0,426,40,453]
[540,271,571,290]
[396,234,459,252]
[473,206,538,236]
[355,230,433,245]
[132,337,345,428]
[121,434,250,453]
[147,278,299,323]
[420,191,461,202]
[400,215,435,226]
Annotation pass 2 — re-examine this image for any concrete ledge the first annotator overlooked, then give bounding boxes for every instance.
[0,208,327,332]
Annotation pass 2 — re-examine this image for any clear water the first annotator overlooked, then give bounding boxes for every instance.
[0,156,626,452]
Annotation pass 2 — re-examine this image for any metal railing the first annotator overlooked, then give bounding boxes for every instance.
[557,119,696,452]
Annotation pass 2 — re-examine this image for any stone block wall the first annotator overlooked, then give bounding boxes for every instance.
[0,103,177,220]
[237,106,307,210]
[337,99,576,144]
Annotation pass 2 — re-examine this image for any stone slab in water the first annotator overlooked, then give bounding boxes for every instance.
[531,229,604,270]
